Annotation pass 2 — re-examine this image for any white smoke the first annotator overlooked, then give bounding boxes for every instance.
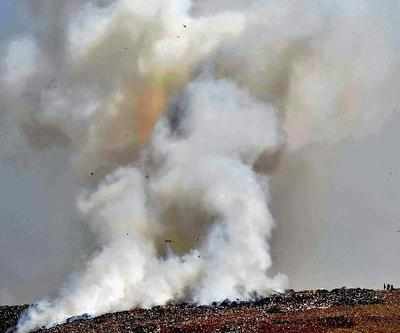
[16,74,287,331]
[0,0,398,331]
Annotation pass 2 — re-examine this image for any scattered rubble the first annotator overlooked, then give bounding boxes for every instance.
[0,305,28,333]
[2,288,399,333]
[65,314,92,324]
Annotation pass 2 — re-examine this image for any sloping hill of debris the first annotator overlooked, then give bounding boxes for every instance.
[0,305,28,333]
[3,288,400,333]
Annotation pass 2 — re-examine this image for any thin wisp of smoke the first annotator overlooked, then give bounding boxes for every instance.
[0,0,399,332]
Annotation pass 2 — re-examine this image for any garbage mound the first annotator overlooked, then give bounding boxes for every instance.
[2,288,398,333]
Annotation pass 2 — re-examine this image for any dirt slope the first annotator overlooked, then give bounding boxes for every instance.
[2,288,400,333]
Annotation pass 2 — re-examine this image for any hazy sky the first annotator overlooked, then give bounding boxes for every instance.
[0,1,21,39]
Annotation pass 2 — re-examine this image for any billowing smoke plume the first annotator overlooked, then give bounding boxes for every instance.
[0,0,399,331]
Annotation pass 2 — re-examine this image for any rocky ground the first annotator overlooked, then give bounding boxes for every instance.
[2,288,400,332]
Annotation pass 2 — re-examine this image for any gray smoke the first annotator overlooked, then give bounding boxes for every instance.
[0,0,399,332]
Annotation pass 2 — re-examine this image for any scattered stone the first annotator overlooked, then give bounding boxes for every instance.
[0,289,391,333]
